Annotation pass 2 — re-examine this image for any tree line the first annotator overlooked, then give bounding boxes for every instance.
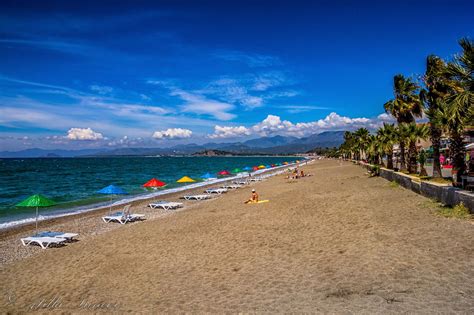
[339,38,473,185]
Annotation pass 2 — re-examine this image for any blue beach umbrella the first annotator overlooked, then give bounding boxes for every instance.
[265,165,271,169]
[201,172,215,180]
[98,185,128,213]
[243,166,252,171]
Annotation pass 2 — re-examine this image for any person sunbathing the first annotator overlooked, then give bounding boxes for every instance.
[245,189,259,203]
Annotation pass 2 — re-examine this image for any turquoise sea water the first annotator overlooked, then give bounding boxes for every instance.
[0,156,298,228]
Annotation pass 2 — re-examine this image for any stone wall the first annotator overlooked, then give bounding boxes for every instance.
[357,161,474,213]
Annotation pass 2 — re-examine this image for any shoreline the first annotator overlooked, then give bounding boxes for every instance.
[0,162,306,265]
[0,161,303,232]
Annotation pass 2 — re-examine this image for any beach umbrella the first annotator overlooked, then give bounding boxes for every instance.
[218,170,231,176]
[265,165,271,169]
[98,185,128,214]
[252,166,259,171]
[231,168,242,174]
[258,165,266,169]
[16,194,56,233]
[243,166,252,171]
[143,178,166,189]
[200,172,215,180]
[271,164,276,167]
[177,176,195,183]
[283,162,289,165]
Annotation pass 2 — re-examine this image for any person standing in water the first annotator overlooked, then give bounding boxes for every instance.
[245,189,259,203]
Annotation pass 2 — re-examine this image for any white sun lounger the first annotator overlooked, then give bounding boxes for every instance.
[205,188,228,194]
[233,180,248,185]
[221,184,241,189]
[102,211,145,224]
[148,201,183,210]
[21,236,67,249]
[183,194,212,200]
[34,231,78,241]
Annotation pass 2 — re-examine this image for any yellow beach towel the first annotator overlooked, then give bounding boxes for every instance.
[246,200,269,204]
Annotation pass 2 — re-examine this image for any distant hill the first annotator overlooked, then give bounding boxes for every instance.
[0,148,105,158]
[242,135,298,148]
[0,131,346,157]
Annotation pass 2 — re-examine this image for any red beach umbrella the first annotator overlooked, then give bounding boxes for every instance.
[252,166,259,171]
[218,170,231,176]
[143,178,166,188]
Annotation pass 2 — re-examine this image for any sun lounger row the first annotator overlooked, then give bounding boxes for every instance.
[21,169,283,249]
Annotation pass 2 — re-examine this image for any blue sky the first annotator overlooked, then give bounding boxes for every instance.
[0,0,472,150]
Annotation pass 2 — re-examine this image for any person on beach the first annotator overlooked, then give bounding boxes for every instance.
[245,189,259,203]
[300,169,305,177]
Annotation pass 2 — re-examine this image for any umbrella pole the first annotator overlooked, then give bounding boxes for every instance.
[35,206,38,234]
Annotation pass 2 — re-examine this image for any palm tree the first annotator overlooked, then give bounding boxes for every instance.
[367,134,383,165]
[353,128,370,161]
[384,74,424,171]
[377,123,397,169]
[420,55,451,178]
[445,38,474,184]
[341,131,355,160]
[403,123,429,173]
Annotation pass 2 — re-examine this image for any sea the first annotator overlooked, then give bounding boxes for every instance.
[0,156,300,229]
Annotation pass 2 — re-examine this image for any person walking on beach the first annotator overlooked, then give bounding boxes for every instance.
[245,189,259,203]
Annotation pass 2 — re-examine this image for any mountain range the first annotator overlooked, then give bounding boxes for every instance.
[0,131,345,158]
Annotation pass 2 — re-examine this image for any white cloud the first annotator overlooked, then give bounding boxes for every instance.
[152,128,193,139]
[203,78,264,110]
[170,88,236,120]
[252,115,294,136]
[208,125,251,139]
[66,127,104,140]
[140,94,151,101]
[89,85,114,95]
[251,72,287,91]
[248,112,391,137]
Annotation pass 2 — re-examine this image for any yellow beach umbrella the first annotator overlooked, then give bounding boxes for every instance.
[177,176,196,183]
[258,165,266,169]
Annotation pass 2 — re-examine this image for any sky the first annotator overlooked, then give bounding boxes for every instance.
[0,0,472,151]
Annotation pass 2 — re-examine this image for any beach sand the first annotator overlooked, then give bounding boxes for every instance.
[1,159,473,313]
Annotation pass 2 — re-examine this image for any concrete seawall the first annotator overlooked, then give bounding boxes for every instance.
[358,161,474,213]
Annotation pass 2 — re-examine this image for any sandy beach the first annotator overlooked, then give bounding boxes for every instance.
[1,159,473,313]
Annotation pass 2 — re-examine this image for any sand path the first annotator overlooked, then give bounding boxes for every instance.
[1,160,473,313]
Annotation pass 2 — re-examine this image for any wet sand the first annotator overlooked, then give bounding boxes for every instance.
[1,159,473,313]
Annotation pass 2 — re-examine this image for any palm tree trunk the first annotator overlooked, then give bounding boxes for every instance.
[431,125,443,178]
[387,151,394,169]
[450,130,466,186]
[408,141,418,174]
[399,140,407,171]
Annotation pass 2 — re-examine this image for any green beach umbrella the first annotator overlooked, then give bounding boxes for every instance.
[16,194,56,233]
[232,168,242,174]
